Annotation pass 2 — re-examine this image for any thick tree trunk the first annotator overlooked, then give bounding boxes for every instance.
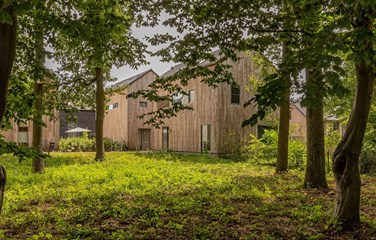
[0,5,17,214]
[32,15,45,174]
[276,42,290,173]
[32,82,45,173]
[0,166,6,213]
[0,6,17,122]
[95,67,105,161]
[332,15,374,229]
[304,69,328,189]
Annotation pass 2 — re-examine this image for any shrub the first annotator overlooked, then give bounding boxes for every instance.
[231,129,306,169]
[58,132,95,152]
[288,139,306,169]
[104,137,128,151]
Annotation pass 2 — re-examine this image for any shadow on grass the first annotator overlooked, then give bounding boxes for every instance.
[134,151,240,165]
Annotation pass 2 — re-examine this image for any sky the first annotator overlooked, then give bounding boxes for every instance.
[110,18,177,83]
[46,14,178,84]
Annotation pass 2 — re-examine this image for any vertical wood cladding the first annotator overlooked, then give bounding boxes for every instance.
[103,70,157,150]
[152,52,258,154]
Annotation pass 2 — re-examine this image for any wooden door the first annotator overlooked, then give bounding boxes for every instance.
[139,129,151,150]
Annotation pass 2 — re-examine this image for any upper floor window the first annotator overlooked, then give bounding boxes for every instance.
[139,101,147,108]
[108,102,119,110]
[173,90,195,104]
[172,93,184,104]
[231,86,240,104]
[187,90,195,103]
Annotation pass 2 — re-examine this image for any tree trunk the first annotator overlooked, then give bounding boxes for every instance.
[0,165,7,215]
[32,14,45,174]
[304,69,328,188]
[332,15,374,229]
[0,5,17,214]
[276,41,290,173]
[0,6,17,122]
[95,67,105,160]
[0,166,6,213]
[32,82,45,173]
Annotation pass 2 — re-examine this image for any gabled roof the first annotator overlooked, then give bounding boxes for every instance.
[292,102,306,117]
[112,69,158,88]
[161,50,222,78]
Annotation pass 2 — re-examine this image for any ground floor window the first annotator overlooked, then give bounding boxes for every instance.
[201,124,211,152]
[18,127,29,146]
[162,127,169,151]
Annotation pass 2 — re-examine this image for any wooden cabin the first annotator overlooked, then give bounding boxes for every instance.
[103,69,158,150]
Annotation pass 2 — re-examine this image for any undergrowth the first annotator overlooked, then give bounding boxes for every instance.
[0,152,374,239]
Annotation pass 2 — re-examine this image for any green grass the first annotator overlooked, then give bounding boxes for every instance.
[0,152,375,239]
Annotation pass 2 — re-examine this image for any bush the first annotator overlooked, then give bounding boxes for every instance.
[231,129,306,169]
[104,137,128,151]
[288,139,306,169]
[59,132,95,152]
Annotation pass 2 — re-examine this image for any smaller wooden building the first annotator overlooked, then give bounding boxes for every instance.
[0,110,95,150]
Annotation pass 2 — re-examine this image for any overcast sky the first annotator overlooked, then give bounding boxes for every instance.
[110,19,177,82]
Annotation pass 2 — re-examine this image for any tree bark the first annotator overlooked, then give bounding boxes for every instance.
[95,67,105,160]
[32,82,45,173]
[0,5,17,122]
[332,15,374,229]
[0,166,6,213]
[32,13,45,174]
[276,41,290,173]
[0,4,17,214]
[304,69,328,189]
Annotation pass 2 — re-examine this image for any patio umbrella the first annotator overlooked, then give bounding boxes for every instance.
[65,127,91,133]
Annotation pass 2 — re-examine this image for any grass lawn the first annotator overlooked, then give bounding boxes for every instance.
[0,152,375,239]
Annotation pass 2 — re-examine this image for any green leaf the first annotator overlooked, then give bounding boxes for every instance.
[14,3,34,16]
[0,10,13,25]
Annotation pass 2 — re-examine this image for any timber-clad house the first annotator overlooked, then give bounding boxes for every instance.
[103,69,158,150]
[104,51,260,154]
[0,51,313,153]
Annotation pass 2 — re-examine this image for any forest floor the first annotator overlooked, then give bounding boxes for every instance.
[0,152,375,239]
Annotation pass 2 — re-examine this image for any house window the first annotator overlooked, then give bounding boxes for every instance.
[108,103,119,110]
[18,127,28,146]
[67,121,77,130]
[172,93,184,104]
[201,124,211,152]
[187,90,195,103]
[139,101,147,108]
[173,90,195,104]
[231,86,240,104]
[162,127,169,151]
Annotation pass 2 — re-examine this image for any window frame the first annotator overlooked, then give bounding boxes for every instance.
[231,86,240,105]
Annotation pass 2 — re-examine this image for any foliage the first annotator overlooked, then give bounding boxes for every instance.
[58,133,95,152]
[0,152,375,239]
[58,135,128,152]
[0,136,47,162]
[104,137,128,152]
[227,129,306,169]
